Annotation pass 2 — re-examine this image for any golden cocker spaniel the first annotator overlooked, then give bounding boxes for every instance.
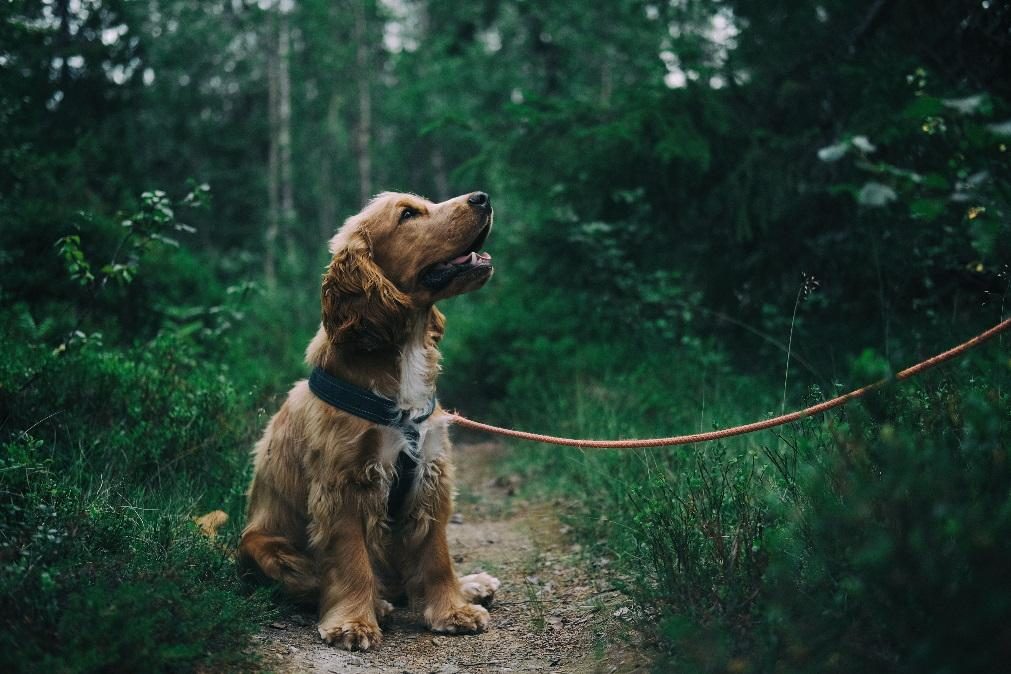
[239,191,499,650]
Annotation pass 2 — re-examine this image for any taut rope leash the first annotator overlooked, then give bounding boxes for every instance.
[446,318,1011,449]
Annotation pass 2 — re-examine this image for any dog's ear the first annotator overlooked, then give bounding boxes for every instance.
[426,306,446,345]
[321,231,410,351]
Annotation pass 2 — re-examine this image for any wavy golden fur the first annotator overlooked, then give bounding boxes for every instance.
[238,191,499,651]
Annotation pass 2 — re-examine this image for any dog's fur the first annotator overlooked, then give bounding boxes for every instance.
[239,191,499,651]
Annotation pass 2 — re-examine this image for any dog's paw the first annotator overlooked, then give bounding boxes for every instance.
[459,572,501,607]
[318,618,382,651]
[374,598,394,622]
[425,603,490,634]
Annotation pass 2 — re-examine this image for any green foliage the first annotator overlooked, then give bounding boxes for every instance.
[55,235,96,286]
[0,434,269,674]
[5,317,246,492]
[0,184,302,671]
[433,11,1011,668]
[2,0,1009,670]
[500,346,1010,673]
[760,377,1011,673]
[819,67,1010,289]
[0,317,276,671]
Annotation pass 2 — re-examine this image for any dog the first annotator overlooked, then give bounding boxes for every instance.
[238,191,500,651]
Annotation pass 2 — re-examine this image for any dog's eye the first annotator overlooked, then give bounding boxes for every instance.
[400,208,417,222]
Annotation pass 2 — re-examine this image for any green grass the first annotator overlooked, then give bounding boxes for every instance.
[477,335,1011,673]
[0,437,269,672]
[0,297,287,672]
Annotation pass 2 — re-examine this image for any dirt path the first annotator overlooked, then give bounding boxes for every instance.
[255,442,650,674]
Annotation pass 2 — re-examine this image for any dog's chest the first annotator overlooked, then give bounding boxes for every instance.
[376,415,447,516]
[375,335,440,467]
[397,330,435,410]
[377,423,427,465]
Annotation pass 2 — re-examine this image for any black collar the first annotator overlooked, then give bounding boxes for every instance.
[307,366,436,517]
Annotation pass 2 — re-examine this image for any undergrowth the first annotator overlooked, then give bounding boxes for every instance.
[477,329,1011,673]
[0,315,277,673]
[0,187,313,672]
[2,178,1007,673]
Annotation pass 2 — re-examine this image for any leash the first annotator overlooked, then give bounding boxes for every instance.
[446,317,1011,449]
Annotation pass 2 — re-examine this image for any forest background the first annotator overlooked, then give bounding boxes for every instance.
[1,1,1010,672]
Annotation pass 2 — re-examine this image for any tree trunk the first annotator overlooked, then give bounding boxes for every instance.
[56,0,71,91]
[318,92,342,242]
[278,3,296,266]
[431,147,450,201]
[353,0,372,206]
[265,1,297,283]
[264,14,281,285]
[600,57,613,106]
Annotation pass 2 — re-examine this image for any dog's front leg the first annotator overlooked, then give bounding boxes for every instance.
[401,454,491,634]
[311,483,383,651]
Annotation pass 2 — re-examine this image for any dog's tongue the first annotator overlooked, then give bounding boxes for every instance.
[449,251,492,265]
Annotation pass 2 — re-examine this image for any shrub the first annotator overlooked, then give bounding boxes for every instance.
[1,305,254,502]
[494,337,1011,673]
[761,371,1011,673]
[0,434,271,674]
[0,187,293,672]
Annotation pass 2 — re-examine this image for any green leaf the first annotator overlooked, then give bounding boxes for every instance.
[901,95,943,119]
[150,233,180,247]
[986,119,1011,137]
[857,182,897,207]
[850,136,876,153]
[941,94,991,116]
[817,141,849,162]
[921,173,951,190]
[850,348,892,381]
[969,218,999,256]
[909,198,945,221]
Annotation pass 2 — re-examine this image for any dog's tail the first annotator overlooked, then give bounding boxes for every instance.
[194,510,229,539]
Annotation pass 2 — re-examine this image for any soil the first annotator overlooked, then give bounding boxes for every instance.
[254,442,651,674]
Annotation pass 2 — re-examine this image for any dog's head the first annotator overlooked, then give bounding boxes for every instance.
[322,191,494,350]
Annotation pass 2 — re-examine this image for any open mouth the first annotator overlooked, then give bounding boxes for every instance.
[420,222,493,291]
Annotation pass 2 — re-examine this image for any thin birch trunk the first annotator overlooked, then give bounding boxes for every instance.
[353,0,372,205]
[278,5,296,266]
[264,15,281,285]
[266,1,297,281]
[318,92,341,242]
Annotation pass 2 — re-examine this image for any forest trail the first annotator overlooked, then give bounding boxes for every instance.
[256,441,651,674]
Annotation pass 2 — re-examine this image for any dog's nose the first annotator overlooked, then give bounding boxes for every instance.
[467,191,490,208]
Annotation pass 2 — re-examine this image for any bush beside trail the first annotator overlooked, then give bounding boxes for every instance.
[491,342,1010,673]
